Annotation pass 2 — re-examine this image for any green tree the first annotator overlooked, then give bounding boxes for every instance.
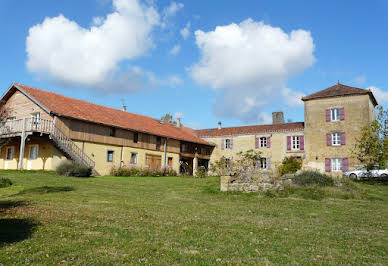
[160,113,177,125]
[353,106,388,170]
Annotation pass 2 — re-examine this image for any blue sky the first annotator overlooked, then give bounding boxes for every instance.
[1,0,387,129]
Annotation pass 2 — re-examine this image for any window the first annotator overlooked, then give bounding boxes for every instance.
[225,139,232,149]
[6,147,14,160]
[130,152,137,164]
[29,145,39,160]
[260,137,267,148]
[260,158,267,169]
[142,134,150,143]
[156,136,162,149]
[109,127,116,137]
[107,150,114,162]
[292,136,300,150]
[30,112,41,124]
[168,157,173,168]
[331,108,340,121]
[332,158,342,172]
[332,133,341,145]
[181,143,188,152]
[133,132,138,143]
[225,158,232,168]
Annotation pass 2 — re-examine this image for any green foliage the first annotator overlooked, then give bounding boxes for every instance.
[56,161,92,177]
[196,166,207,178]
[277,157,302,176]
[293,171,334,187]
[110,165,177,177]
[210,150,262,176]
[0,177,12,188]
[353,106,388,171]
[160,113,177,125]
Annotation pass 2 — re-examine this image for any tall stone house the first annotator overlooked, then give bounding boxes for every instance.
[0,82,378,175]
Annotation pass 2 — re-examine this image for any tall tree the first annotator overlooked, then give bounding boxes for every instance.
[353,106,388,170]
[160,113,177,125]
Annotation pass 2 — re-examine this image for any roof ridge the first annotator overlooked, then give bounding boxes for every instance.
[196,121,304,132]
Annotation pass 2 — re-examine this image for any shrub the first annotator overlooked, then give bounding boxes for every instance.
[278,157,302,176]
[293,171,334,187]
[196,166,207,178]
[56,161,92,177]
[0,177,12,188]
[110,165,178,177]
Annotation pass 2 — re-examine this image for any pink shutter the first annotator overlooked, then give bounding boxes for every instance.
[230,139,233,149]
[267,157,271,169]
[341,132,346,145]
[342,158,349,172]
[325,158,331,172]
[255,136,259,149]
[326,109,331,122]
[267,136,271,148]
[287,136,291,150]
[221,139,225,150]
[326,134,332,146]
[300,136,304,150]
[340,108,345,121]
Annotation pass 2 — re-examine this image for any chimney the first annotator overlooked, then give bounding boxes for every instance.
[177,118,181,128]
[122,105,127,112]
[272,112,284,124]
[218,121,222,130]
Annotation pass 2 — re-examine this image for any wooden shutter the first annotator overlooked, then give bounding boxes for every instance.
[300,136,304,150]
[267,136,271,148]
[255,136,259,149]
[326,134,332,146]
[340,107,345,121]
[341,132,346,145]
[267,157,271,169]
[287,136,291,150]
[326,109,331,122]
[325,158,331,172]
[221,139,225,150]
[342,158,349,172]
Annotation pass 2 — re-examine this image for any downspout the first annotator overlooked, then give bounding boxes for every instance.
[119,145,123,168]
[164,138,168,166]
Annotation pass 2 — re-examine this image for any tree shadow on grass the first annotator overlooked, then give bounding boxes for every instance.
[0,200,39,247]
[16,186,75,195]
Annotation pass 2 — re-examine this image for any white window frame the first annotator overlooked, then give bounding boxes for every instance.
[259,137,267,148]
[292,136,300,150]
[31,112,41,124]
[6,146,15,160]
[332,132,341,146]
[225,139,232,149]
[107,150,114,162]
[260,158,267,169]
[130,152,138,164]
[331,158,342,172]
[28,145,39,160]
[331,108,340,121]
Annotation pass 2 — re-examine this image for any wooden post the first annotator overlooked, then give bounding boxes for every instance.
[18,118,26,170]
[193,155,198,176]
[163,138,168,166]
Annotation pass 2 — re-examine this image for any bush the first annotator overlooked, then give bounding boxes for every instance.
[196,166,207,178]
[0,177,12,188]
[110,165,178,177]
[56,161,92,177]
[293,171,334,187]
[278,157,302,176]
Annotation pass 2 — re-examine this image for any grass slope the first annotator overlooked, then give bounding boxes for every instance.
[0,171,387,264]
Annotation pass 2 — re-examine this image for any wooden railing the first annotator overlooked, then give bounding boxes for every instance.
[0,118,95,169]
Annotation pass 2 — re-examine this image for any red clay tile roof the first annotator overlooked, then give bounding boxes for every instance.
[302,83,378,105]
[12,83,212,146]
[195,122,304,137]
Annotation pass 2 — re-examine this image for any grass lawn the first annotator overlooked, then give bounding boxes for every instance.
[0,171,387,265]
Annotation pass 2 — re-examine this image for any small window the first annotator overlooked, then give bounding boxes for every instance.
[181,143,188,152]
[168,157,173,167]
[30,112,41,124]
[260,137,267,148]
[260,158,267,169]
[29,145,39,160]
[331,109,340,121]
[133,132,138,143]
[109,128,116,137]
[156,136,162,149]
[332,158,342,171]
[130,152,137,164]
[225,139,232,149]
[332,133,341,146]
[6,147,14,160]
[142,134,150,143]
[107,150,114,162]
[292,136,300,150]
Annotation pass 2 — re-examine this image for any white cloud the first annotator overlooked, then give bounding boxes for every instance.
[26,0,164,92]
[281,88,305,107]
[161,1,183,28]
[258,112,272,124]
[351,75,366,87]
[180,22,191,40]
[368,86,388,104]
[169,44,181,55]
[190,19,315,122]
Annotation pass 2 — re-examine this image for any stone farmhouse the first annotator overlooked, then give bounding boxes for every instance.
[0,82,378,175]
